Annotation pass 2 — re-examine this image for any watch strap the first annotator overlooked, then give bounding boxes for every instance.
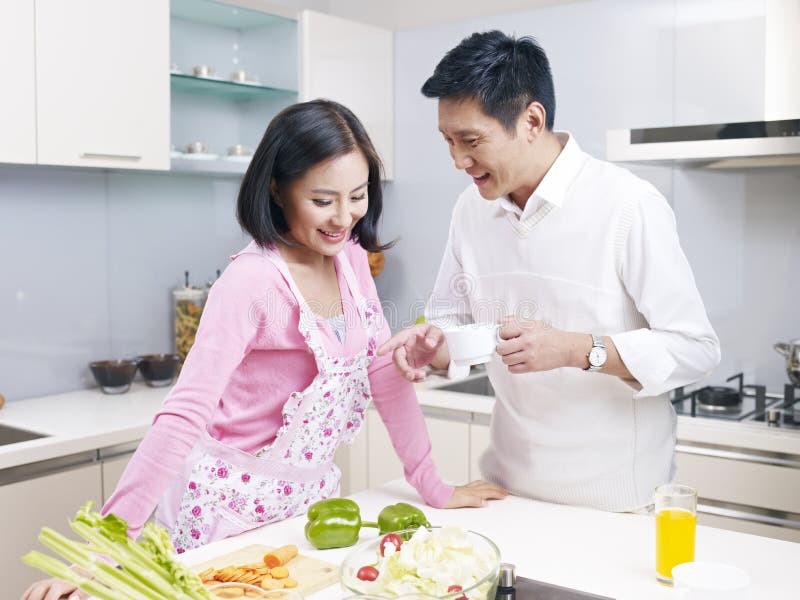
[585,334,606,372]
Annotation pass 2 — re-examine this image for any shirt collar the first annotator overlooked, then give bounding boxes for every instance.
[494,131,584,218]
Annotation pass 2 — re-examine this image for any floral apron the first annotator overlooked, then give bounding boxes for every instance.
[156,248,382,553]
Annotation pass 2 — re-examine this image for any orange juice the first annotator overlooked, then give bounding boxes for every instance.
[655,507,696,582]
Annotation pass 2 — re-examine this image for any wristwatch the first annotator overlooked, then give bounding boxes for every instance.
[585,334,607,372]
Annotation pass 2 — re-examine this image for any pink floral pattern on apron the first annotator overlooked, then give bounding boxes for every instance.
[162,249,382,553]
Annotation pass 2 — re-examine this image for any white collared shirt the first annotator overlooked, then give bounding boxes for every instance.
[426,132,720,511]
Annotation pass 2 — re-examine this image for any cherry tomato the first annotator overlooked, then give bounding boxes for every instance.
[447,585,463,593]
[380,533,403,556]
[357,565,379,581]
[447,585,467,599]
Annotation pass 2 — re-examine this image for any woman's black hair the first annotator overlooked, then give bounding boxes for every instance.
[237,99,392,252]
[421,30,555,133]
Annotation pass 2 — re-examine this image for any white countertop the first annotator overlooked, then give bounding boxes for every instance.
[2,379,799,471]
[0,383,168,469]
[180,479,798,600]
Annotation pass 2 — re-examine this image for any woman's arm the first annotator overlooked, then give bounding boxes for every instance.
[102,257,268,536]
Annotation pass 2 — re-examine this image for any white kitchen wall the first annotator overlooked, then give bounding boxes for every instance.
[2,0,798,400]
[377,0,800,390]
[0,166,246,401]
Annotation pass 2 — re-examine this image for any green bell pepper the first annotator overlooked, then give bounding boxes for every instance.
[304,498,378,550]
[377,502,431,535]
[304,499,432,549]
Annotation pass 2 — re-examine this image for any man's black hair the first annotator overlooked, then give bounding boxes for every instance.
[421,30,555,133]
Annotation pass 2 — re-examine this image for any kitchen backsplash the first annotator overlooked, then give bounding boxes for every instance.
[0,165,247,401]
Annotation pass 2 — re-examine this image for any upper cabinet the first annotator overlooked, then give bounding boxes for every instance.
[168,0,299,175]
[35,0,169,170]
[0,0,36,165]
[0,0,393,177]
[168,3,394,180]
[300,11,394,180]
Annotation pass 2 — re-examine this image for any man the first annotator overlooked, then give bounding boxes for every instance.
[377,31,720,511]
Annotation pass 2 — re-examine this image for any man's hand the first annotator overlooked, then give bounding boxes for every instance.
[496,317,585,374]
[444,480,508,508]
[376,324,447,382]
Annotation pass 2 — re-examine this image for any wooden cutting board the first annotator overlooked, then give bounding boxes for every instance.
[191,544,340,596]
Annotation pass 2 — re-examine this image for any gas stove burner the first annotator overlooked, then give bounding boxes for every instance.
[696,385,742,412]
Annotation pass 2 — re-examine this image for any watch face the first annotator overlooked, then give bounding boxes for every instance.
[589,347,607,367]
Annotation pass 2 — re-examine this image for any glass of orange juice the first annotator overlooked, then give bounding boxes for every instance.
[654,483,697,585]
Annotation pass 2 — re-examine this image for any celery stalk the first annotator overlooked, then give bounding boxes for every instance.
[69,520,177,593]
[21,551,122,600]
[22,502,212,600]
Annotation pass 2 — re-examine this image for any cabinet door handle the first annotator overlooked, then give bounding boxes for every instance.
[699,502,800,530]
[80,152,142,161]
[676,443,800,469]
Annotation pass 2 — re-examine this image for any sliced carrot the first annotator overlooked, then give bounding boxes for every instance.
[260,578,285,590]
[270,566,289,579]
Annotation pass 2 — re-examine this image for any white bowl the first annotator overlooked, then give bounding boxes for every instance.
[672,562,751,599]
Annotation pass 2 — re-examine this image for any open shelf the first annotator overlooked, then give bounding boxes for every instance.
[170,73,296,100]
[170,156,250,176]
[170,0,295,28]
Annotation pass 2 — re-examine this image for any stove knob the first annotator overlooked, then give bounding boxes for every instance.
[767,409,780,426]
[498,563,516,589]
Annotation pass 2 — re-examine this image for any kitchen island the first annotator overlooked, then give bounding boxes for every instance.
[182,478,798,599]
[2,381,800,596]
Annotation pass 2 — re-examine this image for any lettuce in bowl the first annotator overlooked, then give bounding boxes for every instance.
[340,526,500,599]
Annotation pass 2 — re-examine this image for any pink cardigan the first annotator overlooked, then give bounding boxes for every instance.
[103,241,453,535]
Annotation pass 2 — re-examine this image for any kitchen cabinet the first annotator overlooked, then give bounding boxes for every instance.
[169,0,298,175]
[0,455,102,599]
[169,2,394,179]
[366,406,471,489]
[0,0,36,164]
[675,445,800,543]
[299,11,394,179]
[35,0,169,170]
[100,441,140,504]
[334,422,369,496]
[469,417,491,481]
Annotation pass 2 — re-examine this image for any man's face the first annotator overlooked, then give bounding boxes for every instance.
[438,96,531,201]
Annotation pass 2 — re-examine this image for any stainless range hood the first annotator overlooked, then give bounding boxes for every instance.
[607,0,800,169]
[606,120,800,169]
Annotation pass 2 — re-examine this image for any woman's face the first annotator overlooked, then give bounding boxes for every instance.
[276,150,370,257]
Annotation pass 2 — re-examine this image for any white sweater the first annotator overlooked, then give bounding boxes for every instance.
[426,133,720,511]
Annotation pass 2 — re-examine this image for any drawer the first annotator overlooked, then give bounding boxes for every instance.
[675,445,800,514]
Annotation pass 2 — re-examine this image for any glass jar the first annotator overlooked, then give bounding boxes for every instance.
[173,276,206,367]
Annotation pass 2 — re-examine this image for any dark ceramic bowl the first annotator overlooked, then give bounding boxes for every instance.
[89,360,139,394]
[135,354,180,387]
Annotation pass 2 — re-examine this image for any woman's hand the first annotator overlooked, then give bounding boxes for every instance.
[376,324,447,382]
[21,577,86,600]
[444,480,508,508]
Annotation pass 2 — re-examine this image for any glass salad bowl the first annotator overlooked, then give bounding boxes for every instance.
[340,526,501,599]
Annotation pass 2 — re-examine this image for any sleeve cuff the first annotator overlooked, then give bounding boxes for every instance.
[422,481,455,509]
[610,328,678,398]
